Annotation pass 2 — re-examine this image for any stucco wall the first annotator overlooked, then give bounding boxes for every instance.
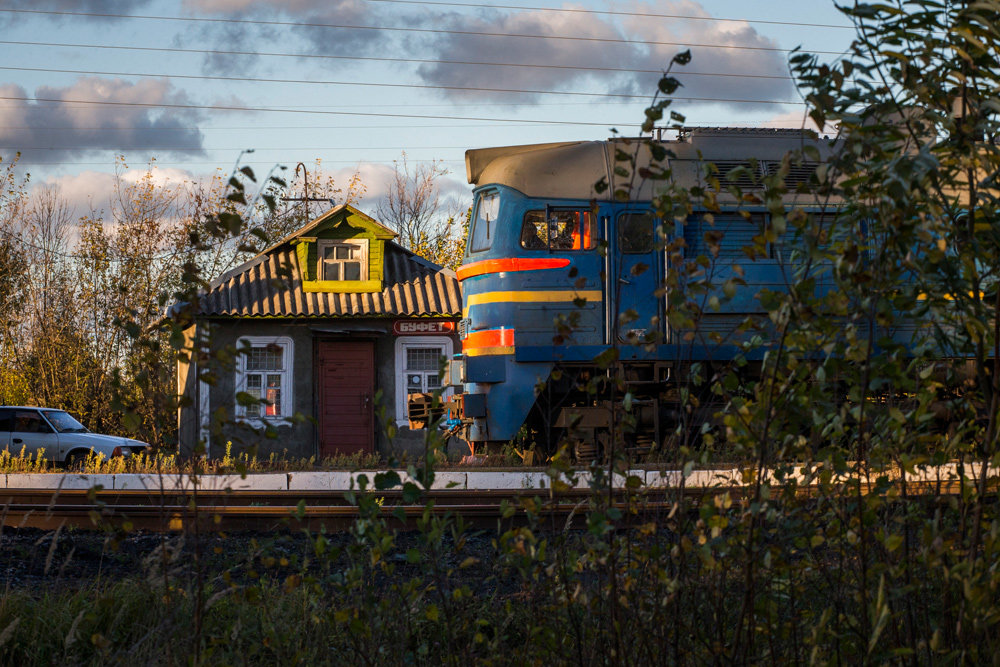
[176,324,199,453]
[177,318,458,460]
[207,320,317,459]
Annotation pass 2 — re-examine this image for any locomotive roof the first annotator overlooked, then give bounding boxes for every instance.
[465,128,839,202]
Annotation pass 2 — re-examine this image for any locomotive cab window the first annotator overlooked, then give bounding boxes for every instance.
[618,212,655,253]
[469,191,500,253]
[520,210,596,251]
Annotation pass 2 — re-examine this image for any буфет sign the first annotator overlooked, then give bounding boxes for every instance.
[392,320,456,335]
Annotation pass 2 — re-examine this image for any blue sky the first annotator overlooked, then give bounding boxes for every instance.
[0,0,855,217]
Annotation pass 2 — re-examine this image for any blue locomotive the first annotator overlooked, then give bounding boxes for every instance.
[452,128,841,455]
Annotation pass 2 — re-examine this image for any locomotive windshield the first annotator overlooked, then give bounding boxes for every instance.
[469,191,500,253]
[520,210,596,251]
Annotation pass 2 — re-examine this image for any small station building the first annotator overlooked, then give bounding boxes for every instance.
[175,204,461,460]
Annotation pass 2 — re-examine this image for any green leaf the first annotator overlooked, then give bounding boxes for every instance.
[402,482,421,503]
[672,50,692,66]
[375,470,401,490]
[658,76,681,94]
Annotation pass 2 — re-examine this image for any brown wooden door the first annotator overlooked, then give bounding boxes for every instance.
[316,340,375,457]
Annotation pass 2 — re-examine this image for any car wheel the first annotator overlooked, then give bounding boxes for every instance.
[64,451,87,471]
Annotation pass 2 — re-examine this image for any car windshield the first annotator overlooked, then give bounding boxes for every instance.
[42,410,89,434]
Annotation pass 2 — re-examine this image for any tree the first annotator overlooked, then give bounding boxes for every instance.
[409,206,470,272]
[0,155,30,405]
[599,3,1000,660]
[375,153,450,250]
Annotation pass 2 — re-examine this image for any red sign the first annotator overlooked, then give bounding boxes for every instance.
[393,320,456,335]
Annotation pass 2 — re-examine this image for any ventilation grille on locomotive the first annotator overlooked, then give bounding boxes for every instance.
[688,159,821,190]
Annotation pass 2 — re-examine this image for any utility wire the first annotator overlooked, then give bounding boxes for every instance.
[0,94,805,121]
[0,95,651,125]
[0,99,661,110]
[0,8,847,55]
[0,65,798,102]
[0,39,797,80]
[2,145,474,151]
[7,159,467,166]
[359,0,855,30]
[0,120,812,131]
[0,123,583,130]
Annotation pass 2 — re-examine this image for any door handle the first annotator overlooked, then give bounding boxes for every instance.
[12,438,22,444]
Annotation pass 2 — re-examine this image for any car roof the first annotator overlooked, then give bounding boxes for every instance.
[0,406,62,410]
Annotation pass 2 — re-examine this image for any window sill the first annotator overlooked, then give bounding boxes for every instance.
[236,416,295,429]
[302,279,382,293]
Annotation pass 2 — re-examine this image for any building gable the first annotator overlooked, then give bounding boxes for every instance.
[292,206,397,293]
[194,204,460,318]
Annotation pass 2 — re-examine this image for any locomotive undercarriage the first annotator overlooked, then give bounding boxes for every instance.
[518,361,729,462]
[513,360,961,463]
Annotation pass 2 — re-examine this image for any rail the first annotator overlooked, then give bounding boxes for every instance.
[1,469,993,532]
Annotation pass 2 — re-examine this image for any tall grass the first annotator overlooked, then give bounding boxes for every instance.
[0,443,384,475]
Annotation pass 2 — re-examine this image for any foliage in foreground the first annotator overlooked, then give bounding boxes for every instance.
[4,2,1000,664]
[0,462,998,665]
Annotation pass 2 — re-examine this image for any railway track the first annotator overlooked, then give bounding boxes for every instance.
[0,488,680,531]
[0,477,986,532]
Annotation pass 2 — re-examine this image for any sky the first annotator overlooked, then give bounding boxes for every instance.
[0,0,856,223]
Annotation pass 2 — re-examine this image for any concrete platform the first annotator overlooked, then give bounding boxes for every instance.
[0,463,992,492]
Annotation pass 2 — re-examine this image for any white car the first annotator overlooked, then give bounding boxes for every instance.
[0,406,151,466]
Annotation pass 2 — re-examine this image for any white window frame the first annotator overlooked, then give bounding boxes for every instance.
[395,336,453,427]
[317,239,369,281]
[235,335,294,425]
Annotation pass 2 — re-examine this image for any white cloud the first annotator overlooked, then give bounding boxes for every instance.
[0,77,206,164]
[621,1,795,109]
[34,165,199,221]
[27,159,471,257]
[415,1,795,110]
[179,0,380,73]
[291,161,469,222]
[184,0,365,13]
[1,0,152,19]
[416,5,633,102]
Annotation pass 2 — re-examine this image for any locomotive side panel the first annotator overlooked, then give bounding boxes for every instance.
[457,131,848,452]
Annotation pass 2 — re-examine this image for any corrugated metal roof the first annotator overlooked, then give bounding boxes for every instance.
[198,242,461,318]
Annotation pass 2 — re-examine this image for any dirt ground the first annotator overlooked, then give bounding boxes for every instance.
[0,525,507,593]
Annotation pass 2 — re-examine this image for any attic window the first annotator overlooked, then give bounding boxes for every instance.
[318,239,368,281]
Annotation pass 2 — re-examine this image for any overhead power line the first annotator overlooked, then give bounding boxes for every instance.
[0,65,800,102]
[0,94,805,122]
[4,159,467,166]
[0,40,796,80]
[360,0,855,30]
[0,123,576,130]
[0,120,810,132]
[0,95,647,125]
[2,145,473,152]
[0,8,846,55]
[0,98,653,111]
